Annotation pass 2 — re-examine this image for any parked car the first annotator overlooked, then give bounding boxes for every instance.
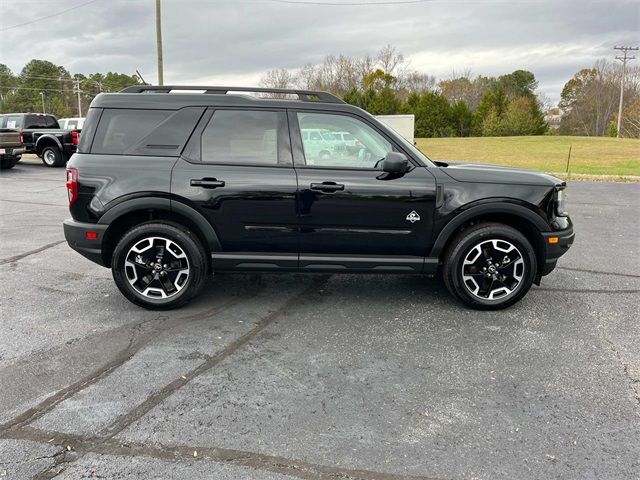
[0,113,80,167]
[58,117,85,130]
[0,128,24,170]
[63,85,574,310]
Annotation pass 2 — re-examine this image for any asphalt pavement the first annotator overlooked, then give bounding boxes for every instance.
[0,156,638,479]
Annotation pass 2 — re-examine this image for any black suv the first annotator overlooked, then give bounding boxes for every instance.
[63,85,574,310]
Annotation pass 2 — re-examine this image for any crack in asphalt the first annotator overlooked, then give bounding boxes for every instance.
[2,277,339,480]
[0,240,66,265]
[8,426,445,480]
[557,266,640,278]
[536,288,640,294]
[0,197,64,207]
[0,294,252,435]
[599,333,640,407]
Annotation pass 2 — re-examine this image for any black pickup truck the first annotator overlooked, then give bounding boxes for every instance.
[0,128,25,169]
[0,113,80,167]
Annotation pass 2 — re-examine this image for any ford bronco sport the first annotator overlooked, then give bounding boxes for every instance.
[63,85,574,310]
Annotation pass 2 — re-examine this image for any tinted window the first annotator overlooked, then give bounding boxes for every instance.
[297,112,393,169]
[25,115,47,129]
[44,116,59,128]
[201,110,281,165]
[77,109,102,153]
[92,109,171,154]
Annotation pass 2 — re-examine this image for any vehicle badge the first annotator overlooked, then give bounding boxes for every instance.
[406,211,420,223]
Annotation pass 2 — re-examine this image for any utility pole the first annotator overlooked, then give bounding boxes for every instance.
[155,0,164,85]
[614,45,638,138]
[39,92,45,113]
[75,78,83,117]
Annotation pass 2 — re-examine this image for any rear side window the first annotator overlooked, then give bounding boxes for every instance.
[200,110,284,165]
[77,109,102,153]
[44,116,59,128]
[92,109,172,154]
[25,115,47,128]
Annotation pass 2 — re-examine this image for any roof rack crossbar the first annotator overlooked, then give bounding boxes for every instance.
[119,85,345,104]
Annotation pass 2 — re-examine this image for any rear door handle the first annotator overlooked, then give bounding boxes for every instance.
[190,178,225,189]
[310,182,345,193]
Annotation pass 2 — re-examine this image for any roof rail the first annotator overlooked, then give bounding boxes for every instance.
[119,85,345,104]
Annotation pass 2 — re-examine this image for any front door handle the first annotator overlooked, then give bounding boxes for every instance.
[310,182,345,193]
[190,178,225,189]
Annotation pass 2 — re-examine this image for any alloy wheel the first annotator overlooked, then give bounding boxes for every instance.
[124,236,190,299]
[461,239,525,300]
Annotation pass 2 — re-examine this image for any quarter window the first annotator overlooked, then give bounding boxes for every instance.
[92,109,172,154]
[201,110,282,165]
[296,112,393,169]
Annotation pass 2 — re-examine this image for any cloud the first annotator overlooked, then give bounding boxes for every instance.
[1,0,638,103]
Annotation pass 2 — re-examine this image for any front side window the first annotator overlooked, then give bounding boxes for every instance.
[296,112,393,169]
[201,110,281,165]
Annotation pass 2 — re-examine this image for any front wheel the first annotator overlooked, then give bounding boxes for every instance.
[443,223,537,310]
[41,146,65,167]
[111,222,207,310]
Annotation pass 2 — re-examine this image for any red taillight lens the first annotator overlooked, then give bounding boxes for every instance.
[66,168,78,206]
[71,131,79,145]
[19,133,24,145]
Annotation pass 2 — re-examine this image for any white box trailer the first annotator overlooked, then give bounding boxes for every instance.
[374,114,415,144]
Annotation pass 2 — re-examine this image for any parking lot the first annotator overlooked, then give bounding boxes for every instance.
[0,156,638,479]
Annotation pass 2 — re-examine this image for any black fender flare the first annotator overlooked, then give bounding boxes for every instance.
[35,134,63,154]
[429,202,550,258]
[98,197,222,252]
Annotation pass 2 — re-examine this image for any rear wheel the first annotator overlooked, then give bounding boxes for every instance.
[112,222,207,310]
[443,223,537,310]
[0,157,18,169]
[41,146,65,167]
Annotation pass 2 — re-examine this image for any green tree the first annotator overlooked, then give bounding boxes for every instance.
[498,70,538,99]
[500,96,547,135]
[450,100,472,137]
[367,87,400,115]
[481,107,503,136]
[0,64,18,106]
[472,88,507,135]
[403,91,453,137]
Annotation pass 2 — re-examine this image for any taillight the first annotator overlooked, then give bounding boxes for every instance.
[71,131,79,145]
[19,133,24,145]
[66,168,78,206]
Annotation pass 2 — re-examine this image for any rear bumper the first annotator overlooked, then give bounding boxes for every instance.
[1,147,25,158]
[63,219,108,267]
[540,226,575,275]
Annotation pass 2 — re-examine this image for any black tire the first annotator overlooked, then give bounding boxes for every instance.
[111,222,208,310]
[41,146,65,167]
[442,223,537,310]
[0,157,18,170]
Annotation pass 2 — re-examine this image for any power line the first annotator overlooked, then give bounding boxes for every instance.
[0,0,102,32]
[614,45,638,138]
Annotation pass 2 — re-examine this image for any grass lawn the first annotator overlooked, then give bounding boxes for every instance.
[416,136,640,177]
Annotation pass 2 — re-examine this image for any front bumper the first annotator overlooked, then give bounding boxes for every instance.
[540,226,575,275]
[63,218,108,267]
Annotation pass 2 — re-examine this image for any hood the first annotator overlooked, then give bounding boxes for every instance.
[434,160,563,187]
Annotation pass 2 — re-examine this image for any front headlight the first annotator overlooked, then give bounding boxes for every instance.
[555,187,568,217]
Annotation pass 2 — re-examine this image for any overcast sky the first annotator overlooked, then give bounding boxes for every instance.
[1,0,638,104]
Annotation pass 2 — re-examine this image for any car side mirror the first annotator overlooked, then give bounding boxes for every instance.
[382,152,409,173]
